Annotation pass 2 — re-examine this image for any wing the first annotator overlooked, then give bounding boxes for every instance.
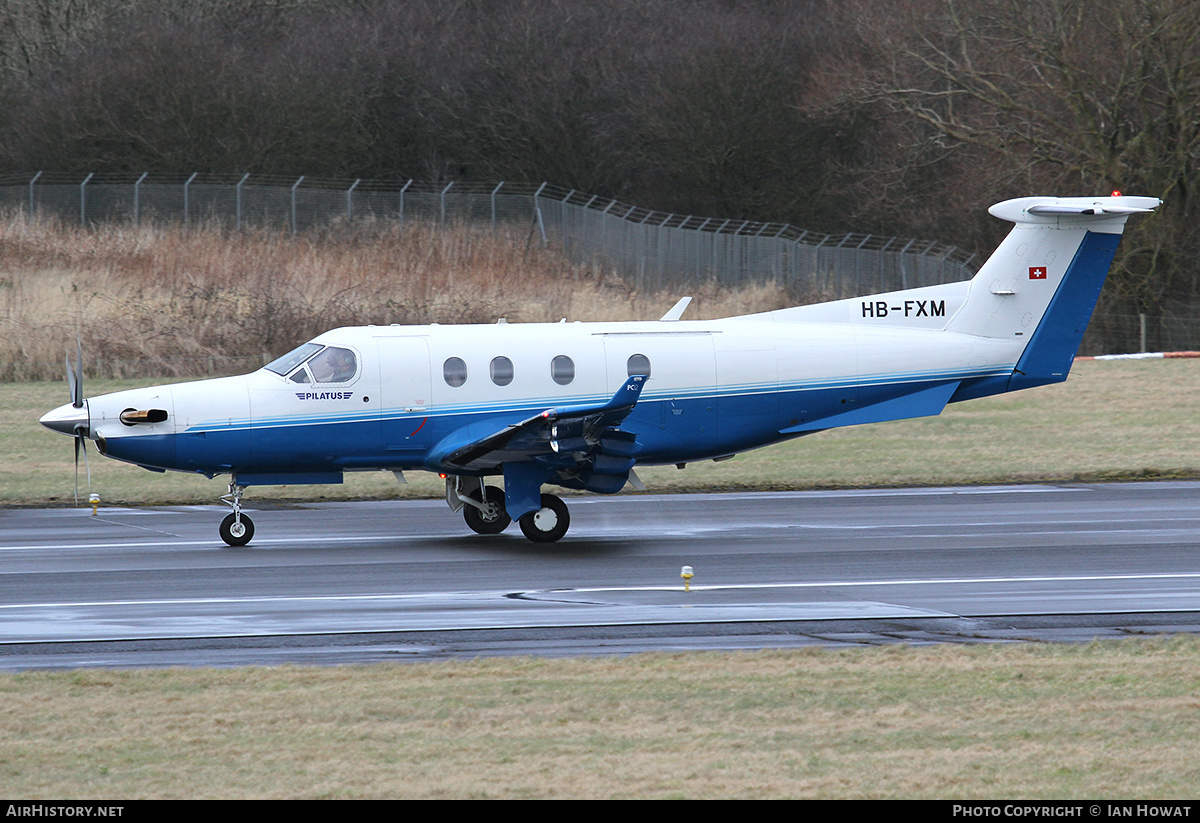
[430,375,647,475]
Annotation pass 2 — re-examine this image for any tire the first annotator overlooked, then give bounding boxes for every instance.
[518,494,570,543]
[219,512,254,547]
[463,485,511,534]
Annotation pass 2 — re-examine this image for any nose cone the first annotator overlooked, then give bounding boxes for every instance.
[40,402,90,437]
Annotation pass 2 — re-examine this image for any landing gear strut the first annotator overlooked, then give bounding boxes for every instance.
[219,480,254,547]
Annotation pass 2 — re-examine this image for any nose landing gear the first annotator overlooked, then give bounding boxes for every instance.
[219,480,254,547]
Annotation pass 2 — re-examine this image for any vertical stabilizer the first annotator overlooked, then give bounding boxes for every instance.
[947,195,1159,390]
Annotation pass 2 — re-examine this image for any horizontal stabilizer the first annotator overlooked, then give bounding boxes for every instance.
[989,195,1161,228]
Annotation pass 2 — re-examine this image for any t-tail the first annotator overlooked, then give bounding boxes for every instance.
[759,194,1160,403]
[946,195,1160,392]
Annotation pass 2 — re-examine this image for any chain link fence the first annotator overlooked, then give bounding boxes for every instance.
[7,172,1195,353]
[1,172,978,300]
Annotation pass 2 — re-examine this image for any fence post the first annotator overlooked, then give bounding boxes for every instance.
[79,173,93,226]
[532,183,548,246]
[814,234,830,295]
[399,179,411,224]
[291,176,304,235]
[600,199,616,248]
[491,181,504,230]
[28,171,41,219]
[346,178,360,224]
[184,173,197,226]
[440,181,454,227]
[134,172,148,224]
[897,238,914,289]
[236,173,250,229]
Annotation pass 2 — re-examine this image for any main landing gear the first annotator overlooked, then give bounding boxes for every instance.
[454,479,571,543]
[462,484,511,534]
[219,480,254,547]
[518,493,570,543]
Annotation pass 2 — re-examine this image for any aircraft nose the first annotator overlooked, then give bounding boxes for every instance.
[40,402,90,437]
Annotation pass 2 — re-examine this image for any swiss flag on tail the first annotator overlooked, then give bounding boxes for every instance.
[1029,266,1047,280]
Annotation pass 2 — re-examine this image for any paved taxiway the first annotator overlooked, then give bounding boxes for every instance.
[2,482,1200,667]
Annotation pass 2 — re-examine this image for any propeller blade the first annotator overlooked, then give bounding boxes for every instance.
[66,341,89,506]
[71,339,84,408]
[73,435,81,506]
[66,354,78,408]
[80,434,92,496]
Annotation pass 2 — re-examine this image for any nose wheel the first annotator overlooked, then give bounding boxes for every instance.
[219,512,255,547]
[219,480,254,546]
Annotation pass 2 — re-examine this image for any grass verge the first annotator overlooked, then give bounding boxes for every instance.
[2,639,1199,798]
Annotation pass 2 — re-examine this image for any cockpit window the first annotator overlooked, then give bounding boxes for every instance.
[265,342,322,376]
[309,346,358,383]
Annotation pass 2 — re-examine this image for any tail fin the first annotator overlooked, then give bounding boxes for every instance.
[948,195,1159,390]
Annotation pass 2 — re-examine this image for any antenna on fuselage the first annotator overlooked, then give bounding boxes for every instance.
[659,297,692,322]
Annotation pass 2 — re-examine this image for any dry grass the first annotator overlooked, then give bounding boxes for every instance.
[2,639,1199,799]
[0,213,791,381]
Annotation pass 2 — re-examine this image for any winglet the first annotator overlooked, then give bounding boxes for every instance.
[543,374,646,420]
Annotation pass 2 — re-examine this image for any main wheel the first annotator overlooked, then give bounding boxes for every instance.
[518,494,570,543]
[463,485,511,534]
[219,512,255,547]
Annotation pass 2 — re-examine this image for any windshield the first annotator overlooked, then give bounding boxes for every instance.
[264,343,322,376]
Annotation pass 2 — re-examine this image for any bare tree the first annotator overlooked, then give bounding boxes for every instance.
[820,0,1200,350]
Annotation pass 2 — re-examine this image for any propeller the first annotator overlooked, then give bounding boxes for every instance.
[66,340,91,506]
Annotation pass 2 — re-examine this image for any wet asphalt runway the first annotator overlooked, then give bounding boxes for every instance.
[2,481,1200,668]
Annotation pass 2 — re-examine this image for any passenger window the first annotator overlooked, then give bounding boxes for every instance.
[551,355,574,385]
[443,357,468,387]
[627,353,651,377]
[490,356,514,386]
[310,346,357,383]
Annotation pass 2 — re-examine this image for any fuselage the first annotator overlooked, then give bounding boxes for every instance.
[71,310,1017,481]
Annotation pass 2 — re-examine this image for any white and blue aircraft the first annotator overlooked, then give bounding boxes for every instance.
[40,195,1160,545]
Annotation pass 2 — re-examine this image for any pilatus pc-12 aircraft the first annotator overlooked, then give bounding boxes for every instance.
[41,195,1159,545]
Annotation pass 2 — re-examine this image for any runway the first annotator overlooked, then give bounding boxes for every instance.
[2,481,1200,668]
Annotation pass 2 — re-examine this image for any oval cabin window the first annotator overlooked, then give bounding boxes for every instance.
[626,353,651,378]
[490,356,514,386]
[443,357,468,387]
[551,355,575,385]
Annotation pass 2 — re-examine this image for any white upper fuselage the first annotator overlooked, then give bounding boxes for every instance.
[76,306,1016,478]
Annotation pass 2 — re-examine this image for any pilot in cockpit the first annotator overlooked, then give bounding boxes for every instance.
[311,347,356,383]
